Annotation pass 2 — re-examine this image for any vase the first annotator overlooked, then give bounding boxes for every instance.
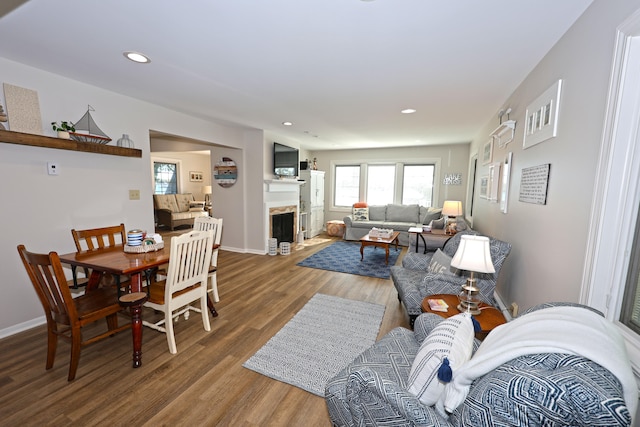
[117,134,134,148]
[57,130,70,139]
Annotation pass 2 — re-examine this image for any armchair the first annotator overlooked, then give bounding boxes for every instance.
[390,231,511,327]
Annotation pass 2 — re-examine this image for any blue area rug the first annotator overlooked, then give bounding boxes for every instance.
[297,240,401,279]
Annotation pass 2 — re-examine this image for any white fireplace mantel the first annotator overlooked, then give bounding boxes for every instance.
[264,179,304,193]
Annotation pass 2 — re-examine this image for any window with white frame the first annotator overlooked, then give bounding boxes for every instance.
[332,161,437,208]
[153,161,178,194]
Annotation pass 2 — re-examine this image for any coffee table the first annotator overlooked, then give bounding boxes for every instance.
[359,231,400,265]
[421,293,506,340]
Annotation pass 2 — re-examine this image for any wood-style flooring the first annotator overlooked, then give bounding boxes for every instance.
[0,234,410,426]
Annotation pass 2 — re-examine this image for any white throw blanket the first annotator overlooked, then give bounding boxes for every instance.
[437,306,638,419]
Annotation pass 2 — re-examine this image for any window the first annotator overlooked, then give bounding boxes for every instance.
[402,164,435,207]
[334,165,360,207]
[332,160,439,208]
[366,165,396,205]
[154,162,178,194]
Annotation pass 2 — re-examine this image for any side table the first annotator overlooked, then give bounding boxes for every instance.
[421,293,506,340]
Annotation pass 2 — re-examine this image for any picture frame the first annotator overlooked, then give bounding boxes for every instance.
[189,171,204,182]
[500,152,513,213]
[519,163,551,205]
[488,162,501,202]
[479,175,489,199]
[523,79,562,149]
[482,139,493,165]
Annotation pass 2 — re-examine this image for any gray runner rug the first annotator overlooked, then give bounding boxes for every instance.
[243,293,385,396]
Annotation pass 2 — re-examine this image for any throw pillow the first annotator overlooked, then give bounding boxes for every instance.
[421,207,442,225]
[353,207,369,221]
[428,249,454,275]
[353,202,368,208]
[430,217,446,229]
[407,313,475,406]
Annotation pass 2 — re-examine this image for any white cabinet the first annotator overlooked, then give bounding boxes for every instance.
[299,170,325,237]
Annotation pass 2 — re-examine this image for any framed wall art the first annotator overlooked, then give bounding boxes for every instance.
[519,163,551,204]
[479,175,489,199]
[214,157,238,188]
[500,152,513,213]
[523,79,562,149]
[488,162,500,202]
[482,139,493,165]
[189,171,204,182]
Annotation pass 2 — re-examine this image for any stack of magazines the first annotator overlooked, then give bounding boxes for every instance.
[427,298,449,312]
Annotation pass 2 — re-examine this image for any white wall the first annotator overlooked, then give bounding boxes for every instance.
[0,57,264,335]
[467,0,640,312]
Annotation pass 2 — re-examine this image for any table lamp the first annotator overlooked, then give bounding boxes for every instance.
[442,200,462,235]
[450,235,495,315]
[202,185,212,206]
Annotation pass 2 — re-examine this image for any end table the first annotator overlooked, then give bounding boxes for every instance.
[421,293,506,340]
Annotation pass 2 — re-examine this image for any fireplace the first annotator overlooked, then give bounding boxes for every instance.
[268,204,298,244]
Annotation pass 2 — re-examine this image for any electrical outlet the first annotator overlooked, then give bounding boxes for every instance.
[510,302,519,317]
[47,162,59,175]
[129,189,140,200]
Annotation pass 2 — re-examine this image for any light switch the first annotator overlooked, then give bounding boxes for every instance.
[47,162,59,175]
[129,189,140,200]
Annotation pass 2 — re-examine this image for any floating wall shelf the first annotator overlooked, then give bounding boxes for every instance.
[0,129,142,158]
[491,120,516,147]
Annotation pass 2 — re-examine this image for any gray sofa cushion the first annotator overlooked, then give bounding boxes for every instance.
[421,207,442,224]
[368,205,387,221]
[387,204,419,222]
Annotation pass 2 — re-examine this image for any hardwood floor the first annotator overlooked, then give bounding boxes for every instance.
[0,234,410,426]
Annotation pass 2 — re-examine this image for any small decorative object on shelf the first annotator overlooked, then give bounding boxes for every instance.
[312,157,318,170]
[427,298,449,312]
[51,120,76,139]
[68,105,112,144]
[116,134,134,148]
[0,104,7,130]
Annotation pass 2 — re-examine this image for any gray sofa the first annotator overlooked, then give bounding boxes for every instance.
[391,231,511,327]
[325,304,635,427]
[343,204,443,248]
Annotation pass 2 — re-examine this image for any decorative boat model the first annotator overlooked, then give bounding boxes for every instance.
[69,105,112,144]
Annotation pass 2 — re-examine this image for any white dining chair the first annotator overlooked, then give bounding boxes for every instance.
[143,229,214,354]
[193,216,223,302]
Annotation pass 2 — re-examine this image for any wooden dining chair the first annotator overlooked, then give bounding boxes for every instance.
[70,223,130,292]
[193,216,223,302]
[143,229,214,354]
[17,244,130,381]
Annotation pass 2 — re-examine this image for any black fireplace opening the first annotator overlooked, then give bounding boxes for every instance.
[272,212,294,243]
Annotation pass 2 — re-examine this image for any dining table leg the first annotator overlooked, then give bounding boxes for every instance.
[127,272,145,368]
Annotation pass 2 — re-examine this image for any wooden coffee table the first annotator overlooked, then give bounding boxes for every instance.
[421,293,506,340]
[359,231,400,265]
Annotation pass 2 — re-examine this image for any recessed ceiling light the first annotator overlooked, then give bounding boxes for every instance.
[123,51,151,64]
[401,108,417,114]
[282,121,293,126]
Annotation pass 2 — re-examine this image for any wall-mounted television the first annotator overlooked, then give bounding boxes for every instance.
[273,142,299,178]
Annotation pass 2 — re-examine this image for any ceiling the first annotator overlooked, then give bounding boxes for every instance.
[0,0,593,151]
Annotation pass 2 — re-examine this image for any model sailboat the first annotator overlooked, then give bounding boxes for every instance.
[69,105,111,144]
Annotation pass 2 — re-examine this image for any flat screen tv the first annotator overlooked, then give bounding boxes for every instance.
[273,142,299,178]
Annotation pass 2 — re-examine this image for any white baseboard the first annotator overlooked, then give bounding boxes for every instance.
[493,291,513,322]
[0,315,45,339]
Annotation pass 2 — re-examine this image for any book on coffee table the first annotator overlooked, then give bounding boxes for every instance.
[427,298,449,312]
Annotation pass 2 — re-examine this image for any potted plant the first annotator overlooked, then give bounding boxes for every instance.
[51,121,76,139]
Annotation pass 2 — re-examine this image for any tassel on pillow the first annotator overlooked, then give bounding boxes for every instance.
[437,357,452,383]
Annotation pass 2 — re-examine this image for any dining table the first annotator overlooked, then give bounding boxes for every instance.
[59,244,218,368]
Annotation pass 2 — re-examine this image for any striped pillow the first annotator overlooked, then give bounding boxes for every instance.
[407,313,475,405]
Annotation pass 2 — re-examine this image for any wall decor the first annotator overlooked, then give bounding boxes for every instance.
[488,162,501,202]
[214,157,238,188]
[500,152,513,213]
[519,163,551,205]
[189,171,204,182]
[479,175,489,199]
[443,173,462,185]
[3,83,43,134]
[482,139,493,165]
[523,79,562,149]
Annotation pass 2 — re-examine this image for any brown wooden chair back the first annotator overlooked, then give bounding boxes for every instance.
[71,223,126,252]
[17,244,129,381]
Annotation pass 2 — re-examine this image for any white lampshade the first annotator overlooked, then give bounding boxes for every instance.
[442,200,463,217]
[451,235,495,274]
[202,185,212,194]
